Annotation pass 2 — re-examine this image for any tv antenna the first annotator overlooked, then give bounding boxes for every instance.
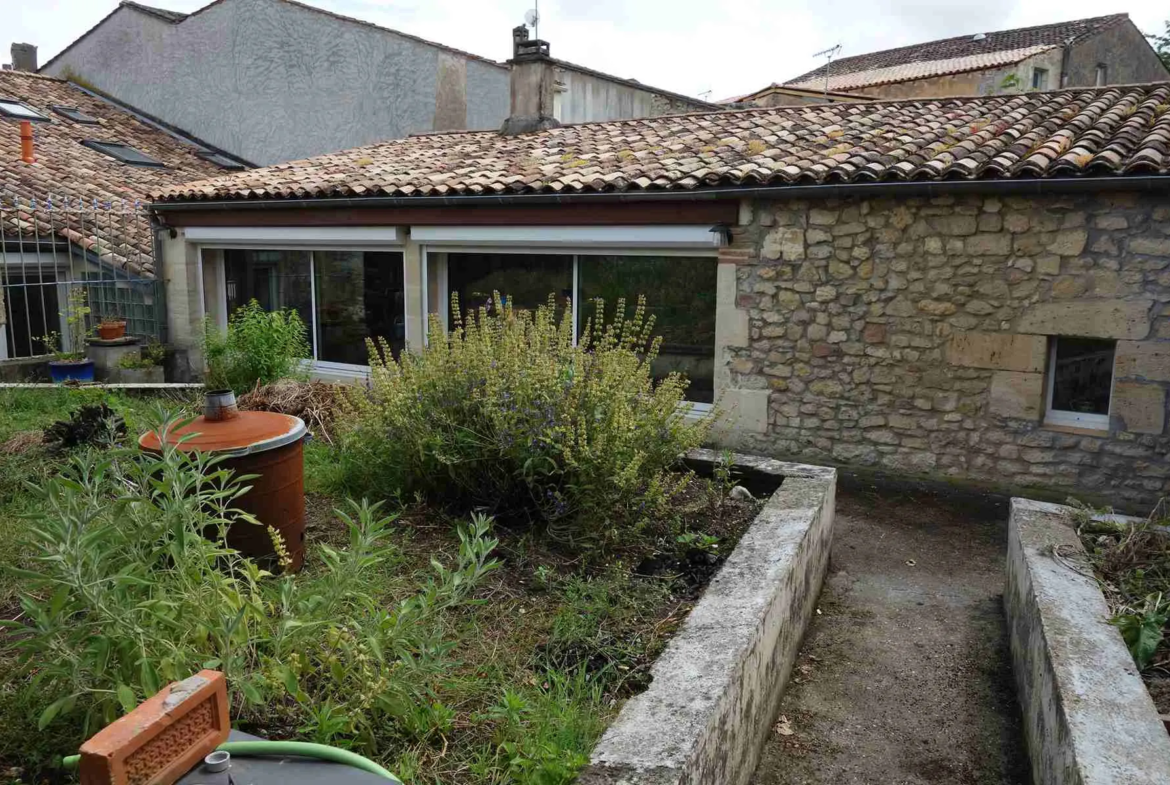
[524,2,540,40]
[813,44,841,99]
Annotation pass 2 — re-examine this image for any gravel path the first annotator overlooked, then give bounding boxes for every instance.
[751,475,1031,785]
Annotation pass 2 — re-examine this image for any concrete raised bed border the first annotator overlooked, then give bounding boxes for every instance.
[578,449,836,785]
[1005,498,1170,785]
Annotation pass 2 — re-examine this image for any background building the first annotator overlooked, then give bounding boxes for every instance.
[40,0,717,166]
[738,14,1169,104]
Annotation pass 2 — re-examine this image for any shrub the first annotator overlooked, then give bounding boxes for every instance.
[118,341,167,370]
[2,409,498,752]
[203,300,310,393]
[335,294,711,547]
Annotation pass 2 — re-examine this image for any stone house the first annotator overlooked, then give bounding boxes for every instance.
[150,83,1170,508]
[38,0,715,166]
[742,14,1168,103]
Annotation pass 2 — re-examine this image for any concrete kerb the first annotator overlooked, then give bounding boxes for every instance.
[1005,498,1170,785]
[577,448,836,785]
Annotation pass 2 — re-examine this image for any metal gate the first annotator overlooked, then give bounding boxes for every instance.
[0,194,164,360]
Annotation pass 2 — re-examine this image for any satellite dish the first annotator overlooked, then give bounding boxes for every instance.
[524,8,540,28]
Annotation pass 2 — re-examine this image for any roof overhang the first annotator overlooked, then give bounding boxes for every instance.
[151,174,1170,217]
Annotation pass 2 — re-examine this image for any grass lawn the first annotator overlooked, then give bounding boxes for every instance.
[0,387,760,785]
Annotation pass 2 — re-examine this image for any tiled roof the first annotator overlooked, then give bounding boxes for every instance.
[718,84,875,105]
[121,1,190,23]
[0,70,236,275]
[788,45,1056,93]
[156,83,1170,204]
[785,14,1127,91]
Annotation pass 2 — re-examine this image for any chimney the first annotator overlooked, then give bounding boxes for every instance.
[10,43,37,72]
[20,121,35,164]
[499,26,561,137]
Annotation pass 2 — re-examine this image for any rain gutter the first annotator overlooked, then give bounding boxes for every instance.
[149,175,1170,213]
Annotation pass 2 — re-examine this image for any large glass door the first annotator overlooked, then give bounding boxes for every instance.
[222,248,405,366]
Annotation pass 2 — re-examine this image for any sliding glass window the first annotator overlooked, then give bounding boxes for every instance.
[578,255,717,403]
[427,251,717,403]
[224,250,314,338]
[222,249,404,365]
[314,251,405,364]
[446,253,573,316]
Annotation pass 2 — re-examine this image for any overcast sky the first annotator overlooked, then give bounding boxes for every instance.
[8,0,1168,100]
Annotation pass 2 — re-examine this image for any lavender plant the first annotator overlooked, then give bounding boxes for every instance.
[336,294,712,547]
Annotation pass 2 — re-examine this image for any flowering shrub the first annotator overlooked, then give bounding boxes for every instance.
[336,294,711,546]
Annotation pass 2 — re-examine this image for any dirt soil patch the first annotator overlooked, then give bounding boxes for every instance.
[751,475,1030,785]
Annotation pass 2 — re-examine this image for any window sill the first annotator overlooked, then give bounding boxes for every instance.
[1041,421,1110,437]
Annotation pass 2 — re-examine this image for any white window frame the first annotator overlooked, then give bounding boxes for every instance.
[1043,337,1115,431]
[1032,67,1049,90]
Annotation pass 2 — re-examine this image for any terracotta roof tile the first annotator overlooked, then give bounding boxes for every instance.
[785,14,1129,91]
[156,84,1170,204]
[1,70,233,275]
[787,45,1057,92]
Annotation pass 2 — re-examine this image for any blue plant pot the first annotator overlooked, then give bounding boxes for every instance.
[49,359,95,384]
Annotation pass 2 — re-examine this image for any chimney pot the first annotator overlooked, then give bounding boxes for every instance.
[10,43,37,72]
[501,27,559,136]
[20,120,35,164]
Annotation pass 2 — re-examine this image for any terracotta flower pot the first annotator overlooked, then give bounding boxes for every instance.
[97,321,127,340]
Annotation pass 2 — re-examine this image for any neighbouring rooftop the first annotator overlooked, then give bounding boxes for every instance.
[155,83,1170,204]
[785,14,1129,93]
[0,69,238,274]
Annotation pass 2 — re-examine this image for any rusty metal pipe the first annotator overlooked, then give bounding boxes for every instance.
[203,389,238,421]
[19,120,35,164]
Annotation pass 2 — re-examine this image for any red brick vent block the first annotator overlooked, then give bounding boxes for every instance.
[79,670,230,785]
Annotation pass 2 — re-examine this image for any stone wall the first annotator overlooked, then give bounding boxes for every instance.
[720,191,1170,508]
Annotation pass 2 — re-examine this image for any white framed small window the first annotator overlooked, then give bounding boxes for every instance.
[1095,63,1108,86]
[1032,67,1049,90]
[1044,337,1116,431]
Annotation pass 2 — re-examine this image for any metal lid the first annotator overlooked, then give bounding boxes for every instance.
[138,411,306,456]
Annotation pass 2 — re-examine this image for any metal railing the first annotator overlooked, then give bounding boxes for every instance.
[0,194,164,360]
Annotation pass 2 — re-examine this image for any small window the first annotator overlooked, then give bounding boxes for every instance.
[1045,337,1116,430]
[1031,67,1049,90]
[0,99,49,121]
[197,151,246,170]
[81,140,165,167]
[50,105,99,124]
[1095,64,1108,87]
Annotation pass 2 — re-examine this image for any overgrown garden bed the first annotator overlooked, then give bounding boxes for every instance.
[1075,504,1170,716]
[0,297,773,785]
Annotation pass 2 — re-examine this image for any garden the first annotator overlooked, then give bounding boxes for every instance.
[1075,502,1170,716]
[0,295,766,785]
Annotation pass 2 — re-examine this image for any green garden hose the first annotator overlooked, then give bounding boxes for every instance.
[61,740,401,782]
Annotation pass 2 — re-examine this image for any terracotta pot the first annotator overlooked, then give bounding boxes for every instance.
[97,321,127,340]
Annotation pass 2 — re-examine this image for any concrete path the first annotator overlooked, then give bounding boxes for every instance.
[751,476,1031,785]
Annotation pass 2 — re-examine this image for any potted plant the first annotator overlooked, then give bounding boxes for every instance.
[116,341,167,384]
[96,314,128,340]
[42,287,95,384]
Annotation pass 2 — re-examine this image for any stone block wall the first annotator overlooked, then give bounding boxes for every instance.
[719,191,1170,508]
